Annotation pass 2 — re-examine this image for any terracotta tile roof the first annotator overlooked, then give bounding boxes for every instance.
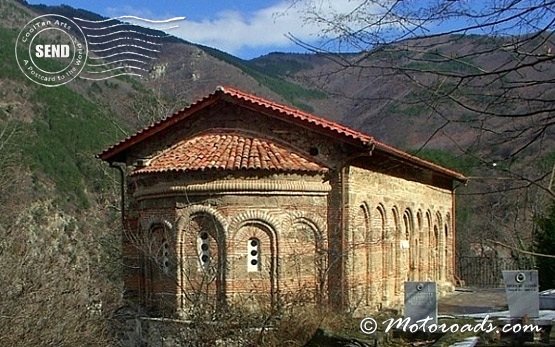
[98,86,373,163]
[132,130,327,175]
[99,86,466,182]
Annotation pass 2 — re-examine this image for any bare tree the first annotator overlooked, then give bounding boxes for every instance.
[287,0,554,193]
[281,1,555,272]
[0,122,123,346]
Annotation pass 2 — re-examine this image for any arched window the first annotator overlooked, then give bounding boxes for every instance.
[417,210,425,281]
[403,213,411,242]
[403,209,416,281]
[433,225,439,279]
[247,238,261,272]
[352,204,370,306]
[392,207,401,295]
[180,211,226,312]
[435,212,443,280]
[426,211,433,279]
[144,224,171,310]
[371,205,387,300]
[444,222,450,280]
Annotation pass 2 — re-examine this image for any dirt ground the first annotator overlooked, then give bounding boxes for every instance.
[439,288,508,315]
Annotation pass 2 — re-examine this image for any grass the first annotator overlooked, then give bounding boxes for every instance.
[0,29,26,80]
[249,54,314,77]
[537,150,555,171]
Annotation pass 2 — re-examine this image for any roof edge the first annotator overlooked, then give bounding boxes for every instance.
[97,91,222,162]
[97,85,467,183]
[372,140,468,183]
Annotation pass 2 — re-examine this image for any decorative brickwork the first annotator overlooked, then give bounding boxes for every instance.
[345,166,457,313]
[99,86,465,317]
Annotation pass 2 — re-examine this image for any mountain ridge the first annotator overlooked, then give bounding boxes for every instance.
[1,0,552,254]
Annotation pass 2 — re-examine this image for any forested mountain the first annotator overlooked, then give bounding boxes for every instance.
[0,0,552,344]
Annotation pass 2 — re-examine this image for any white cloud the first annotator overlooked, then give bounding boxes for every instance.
[113,0,377,56]
[135,0,380,54]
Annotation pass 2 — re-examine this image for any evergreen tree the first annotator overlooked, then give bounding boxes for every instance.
[535,202,555,290]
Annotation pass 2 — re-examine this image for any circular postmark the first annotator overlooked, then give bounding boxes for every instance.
[15,14,88,87]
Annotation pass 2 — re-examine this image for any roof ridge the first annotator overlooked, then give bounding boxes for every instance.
[98,86,374,161]
[218,85,374,142]
[99,86,466,182]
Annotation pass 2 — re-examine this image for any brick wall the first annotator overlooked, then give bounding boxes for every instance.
[125,172,331,315]
[118,100,457,316]
[345,165,455,314]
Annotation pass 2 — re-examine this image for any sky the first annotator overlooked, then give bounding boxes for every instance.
[25,1,546,59]
[25,0,370,59]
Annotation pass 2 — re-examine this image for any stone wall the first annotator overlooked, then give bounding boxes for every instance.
[123,164,456,317]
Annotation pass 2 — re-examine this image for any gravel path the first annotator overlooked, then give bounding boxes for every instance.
[439,288,508,315]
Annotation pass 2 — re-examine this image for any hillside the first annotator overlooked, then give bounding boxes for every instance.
[1,0,552,269]
[251,36,554,152]
[250,41,555,254]
[2,0,552,270]
[0,0,553,344]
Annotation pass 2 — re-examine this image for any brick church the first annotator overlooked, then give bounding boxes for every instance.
[99,86,466,317]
